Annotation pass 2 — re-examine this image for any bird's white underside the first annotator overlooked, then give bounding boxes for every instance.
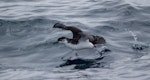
[60,39,94,49]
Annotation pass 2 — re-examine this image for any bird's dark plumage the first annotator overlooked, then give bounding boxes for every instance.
[53,23,106,45]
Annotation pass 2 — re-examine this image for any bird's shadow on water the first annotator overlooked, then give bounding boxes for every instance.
[57,48,111,70]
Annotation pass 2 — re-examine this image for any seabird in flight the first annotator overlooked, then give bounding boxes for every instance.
[53,23,106,58]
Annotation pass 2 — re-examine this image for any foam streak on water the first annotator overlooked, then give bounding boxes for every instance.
[0,0,150,80]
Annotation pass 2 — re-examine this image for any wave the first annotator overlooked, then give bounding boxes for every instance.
[0,1,150,80]
[0,18,59,36]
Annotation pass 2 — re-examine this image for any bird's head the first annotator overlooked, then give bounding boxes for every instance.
[57,37,68,43]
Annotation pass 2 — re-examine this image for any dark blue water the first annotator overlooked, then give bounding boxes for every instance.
[0,0,150,80]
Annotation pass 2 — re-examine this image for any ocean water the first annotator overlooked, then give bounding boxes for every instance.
[0,0,150,80]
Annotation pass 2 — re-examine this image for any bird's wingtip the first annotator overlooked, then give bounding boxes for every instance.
[53,23,66,28]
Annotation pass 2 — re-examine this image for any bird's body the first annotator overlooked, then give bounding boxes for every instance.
[53,23,106,48]
[60,39,94,50]
[53,23,106,58]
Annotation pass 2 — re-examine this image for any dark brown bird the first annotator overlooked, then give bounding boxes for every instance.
[53,23,106,49]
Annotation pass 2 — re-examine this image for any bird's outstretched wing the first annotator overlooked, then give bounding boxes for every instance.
[53,23,106,44]
[53,23,83,41]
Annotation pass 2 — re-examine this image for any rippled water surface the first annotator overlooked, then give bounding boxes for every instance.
[0,0,150,80]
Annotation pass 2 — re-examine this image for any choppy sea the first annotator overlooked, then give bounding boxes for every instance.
[0,0,150,80]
